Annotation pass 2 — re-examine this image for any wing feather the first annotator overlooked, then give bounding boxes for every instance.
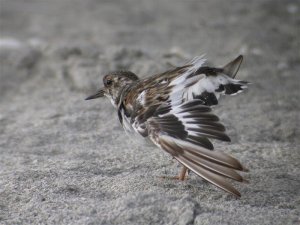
[159,135,243,197]
[142,99,247,197]
[168,55,249,106]
[124,56,249,196]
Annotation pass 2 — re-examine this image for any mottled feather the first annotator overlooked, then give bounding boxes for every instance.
[86,55,249,197]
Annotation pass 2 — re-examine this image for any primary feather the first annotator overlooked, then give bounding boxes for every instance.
[86,55,249,197]
[120,55,249,196]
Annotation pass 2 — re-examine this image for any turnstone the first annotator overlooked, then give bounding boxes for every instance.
[86,55,249,197]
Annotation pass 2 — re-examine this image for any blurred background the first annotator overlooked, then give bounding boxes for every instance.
[1,0,299,224]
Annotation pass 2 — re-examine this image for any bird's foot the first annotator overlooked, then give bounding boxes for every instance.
[159,166,189,181]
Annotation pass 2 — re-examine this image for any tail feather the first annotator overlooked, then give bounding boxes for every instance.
[219,55,249,95]
[176,155,241,197]
[159,135,246,197]
[177,55,249,105]
[181,149,244,182]
[216,79,249,96]
[222,55,243,78]
[174,138,244,171]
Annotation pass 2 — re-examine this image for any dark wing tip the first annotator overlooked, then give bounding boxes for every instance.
[223,134,231,142]
[222,55,243,78]
[237,55,243,60]
[232,190,242,198]
[242,166,249,172]
[187,135,214,150]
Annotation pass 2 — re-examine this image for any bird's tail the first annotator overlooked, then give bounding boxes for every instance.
[222,55,243,79]
[158,135,248,197]
[218,55,250,96]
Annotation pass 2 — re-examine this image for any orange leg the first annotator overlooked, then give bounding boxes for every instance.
[159,166,189,181]
[178,166,188,181]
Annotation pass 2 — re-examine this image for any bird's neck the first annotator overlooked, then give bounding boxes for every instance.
[114,84,133,108]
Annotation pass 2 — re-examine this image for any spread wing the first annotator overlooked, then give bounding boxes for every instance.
[126,55,249,110]
[167,55,249,106]
[144,100,247,197]
[122,55,249,196]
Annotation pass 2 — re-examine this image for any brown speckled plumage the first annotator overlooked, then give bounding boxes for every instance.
[86,55,249,197]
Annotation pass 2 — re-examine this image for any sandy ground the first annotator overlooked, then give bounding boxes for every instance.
[0,0,300,224]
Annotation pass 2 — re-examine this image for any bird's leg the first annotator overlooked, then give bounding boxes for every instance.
[159,166,189,181]
[178,166,188,181]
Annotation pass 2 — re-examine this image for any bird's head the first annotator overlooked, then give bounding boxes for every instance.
[85,71,139,107]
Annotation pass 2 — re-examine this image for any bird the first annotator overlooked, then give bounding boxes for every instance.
[85,55,249,197]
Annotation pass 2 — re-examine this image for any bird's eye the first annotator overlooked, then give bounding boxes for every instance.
[104,78,113,87]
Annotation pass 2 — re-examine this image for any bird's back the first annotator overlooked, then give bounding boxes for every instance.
[115,55,249,196]
[120,55,248,133]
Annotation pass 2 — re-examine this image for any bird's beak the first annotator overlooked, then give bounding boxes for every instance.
[85,89,105,100]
